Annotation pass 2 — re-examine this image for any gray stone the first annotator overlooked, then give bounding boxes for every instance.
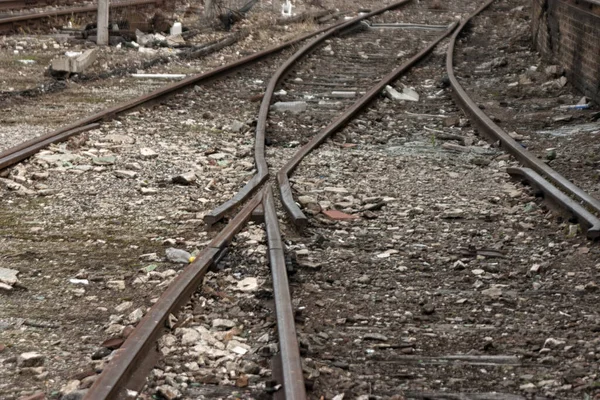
[229,120,246,133]
[207,153,227,160]
[482,286,502,299]
[115,301,133,312]
[297,195,318,206]
[236,277,259,292]
[363,333,388,341]
[139,148,158,159]
[180,328,201,345]
[0,178,35,195]
[128,308,144,324]
[106,280,126,290]
[519,383,536,393]
[62,389,88,400]
[18,352,45,367]
[105,134,135,144]
[79,374,98,389]
[92,156,116,166]
[0,267,19,286]
[113,170,137,179]
[91,347,112,360]
[323,186,349,194]
[140,187,158,195]
[172,171,197,185]
[241,360,260,374]
[157,384,181,400]
[212,318,236,330]
[31,172,49,180]
[166,248,191,263]
[271,101,308,114]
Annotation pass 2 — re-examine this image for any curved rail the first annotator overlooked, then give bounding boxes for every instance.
[507,167,600,239]
[0,24,347,171]
[277,22,458,228]
[446,0,600,219]
[203,0,414,226]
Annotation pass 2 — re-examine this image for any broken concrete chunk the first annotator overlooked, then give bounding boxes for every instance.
[271,101,308,114]
[236,277,259,292]
[139,148,158,159]
[135,29,156,47]
[157,385,181,400]
[0,267,19,286]
[51,49,97,74]
[384,85,419,102]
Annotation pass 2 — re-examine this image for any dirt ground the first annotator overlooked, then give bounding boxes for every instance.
[1,0,599,399]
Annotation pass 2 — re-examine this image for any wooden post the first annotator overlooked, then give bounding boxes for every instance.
[97,0,109,46]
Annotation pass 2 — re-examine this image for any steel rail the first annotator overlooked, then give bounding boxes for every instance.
[203,0,414,226]
[0,0,99,12]
[0,0,160,27]
[446,0,600,218]
[507,167,600,239]
[277,22,458,228]
[0,24,350,172]
[0,123,99,170]
[83,189,264,400]
[263,185,306,399]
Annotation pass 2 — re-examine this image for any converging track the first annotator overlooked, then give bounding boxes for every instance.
[1,0,599,399]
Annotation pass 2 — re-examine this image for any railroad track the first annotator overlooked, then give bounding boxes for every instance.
[81,2,455,397]
[0,0,83,12]
[1,0,599,398]
[0,0,162,33]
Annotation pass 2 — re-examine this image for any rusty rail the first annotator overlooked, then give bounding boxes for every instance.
[0,0,160,30]
[446,0,600,221]
[277,22,458,228]
[84,190,264,400]
[0,0,93,12]
[203,0,414,226]
[0,24,347,172]
[507,167,600,239]
[263,185,306,399]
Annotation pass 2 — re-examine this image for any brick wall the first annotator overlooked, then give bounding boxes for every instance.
[531,0,600,103]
